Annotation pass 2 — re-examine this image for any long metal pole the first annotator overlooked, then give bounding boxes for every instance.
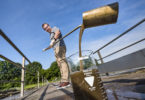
[54,25,81,45]
[21,57,25,97]
[0,29,31,64]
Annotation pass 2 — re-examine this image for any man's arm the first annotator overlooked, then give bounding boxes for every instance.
[54,29,60,40]
[42,39,55,51]
[43,27,60,52]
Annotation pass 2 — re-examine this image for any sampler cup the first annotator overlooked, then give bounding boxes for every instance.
[67,50,96,73]
[67,50,108,100]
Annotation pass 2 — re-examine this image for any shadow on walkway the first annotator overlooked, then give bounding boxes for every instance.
[38,85,49,100]
[22,87,43,100]
[49,83,75,100]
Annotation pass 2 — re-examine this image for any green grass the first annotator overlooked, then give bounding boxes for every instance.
[24,82,47,90]
[0,83,48,92]
[24,84,37,90]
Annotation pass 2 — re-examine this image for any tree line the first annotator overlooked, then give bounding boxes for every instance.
[0,60,60,90]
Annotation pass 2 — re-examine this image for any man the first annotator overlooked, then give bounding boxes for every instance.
[42,23,70,89]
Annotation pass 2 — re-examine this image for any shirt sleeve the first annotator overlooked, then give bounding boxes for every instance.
[52,26,59,33]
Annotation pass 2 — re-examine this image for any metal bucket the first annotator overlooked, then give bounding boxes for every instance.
[83,2,119,28]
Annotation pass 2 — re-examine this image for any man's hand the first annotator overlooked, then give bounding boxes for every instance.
[42,48,47,52]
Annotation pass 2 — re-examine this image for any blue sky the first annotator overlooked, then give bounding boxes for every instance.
[0,0,145,69]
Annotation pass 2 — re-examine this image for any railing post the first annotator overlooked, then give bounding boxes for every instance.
[97,50,104,64]
[37,71,39,88]
[42,76,43,86]
[21,57,25,97]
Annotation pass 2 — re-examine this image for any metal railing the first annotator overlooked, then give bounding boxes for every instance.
[0,54,25,70]
[1,17,145,99]
[92,18,145,64]
[0,29,43,97]
[96,38,145,62]
[0,29,31,64]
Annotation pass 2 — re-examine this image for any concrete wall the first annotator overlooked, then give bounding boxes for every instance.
[98,48,145,73]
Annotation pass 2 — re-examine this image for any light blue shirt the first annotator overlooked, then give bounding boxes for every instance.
[50,26,65,49]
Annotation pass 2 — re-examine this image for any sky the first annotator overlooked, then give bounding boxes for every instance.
[0,0,145,69]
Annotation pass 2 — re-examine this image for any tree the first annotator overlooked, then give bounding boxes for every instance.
[25,61,42,84]
[45,61,60,81]
[0,60,21,89]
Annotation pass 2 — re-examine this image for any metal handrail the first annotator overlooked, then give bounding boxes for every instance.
[0,54,35,76]
[0,29,31,64]
[96,38,145,61]
[93,18,145,54]
[0,30,40,93]
[0,54,25,70]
